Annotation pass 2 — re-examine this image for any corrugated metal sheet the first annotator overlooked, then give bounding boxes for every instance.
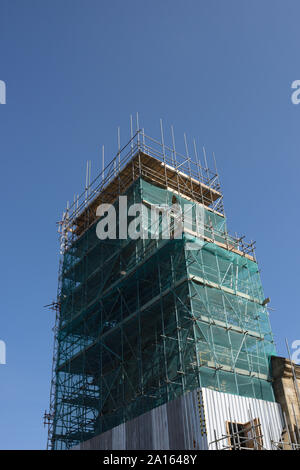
[126,408,154,449]
[202,388,284,450]
[166,394,185,449]
[180,387,207,450]
[111,422,125,450]
[151,404,169,449]
[75,387,283,450]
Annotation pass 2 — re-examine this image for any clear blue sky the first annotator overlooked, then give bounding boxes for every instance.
[0,0,299,450]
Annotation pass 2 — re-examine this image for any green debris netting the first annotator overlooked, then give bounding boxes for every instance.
[52,178,275,449]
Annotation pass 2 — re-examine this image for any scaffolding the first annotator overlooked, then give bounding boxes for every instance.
[47,122,276,449]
